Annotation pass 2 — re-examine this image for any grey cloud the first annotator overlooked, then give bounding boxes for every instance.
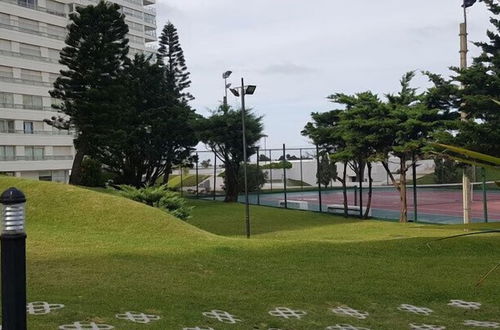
[261,63,316,75]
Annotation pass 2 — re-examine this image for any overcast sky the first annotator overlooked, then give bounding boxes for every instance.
[155,0,493,150]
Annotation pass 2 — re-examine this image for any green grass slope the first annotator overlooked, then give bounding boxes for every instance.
[0,178,498,329]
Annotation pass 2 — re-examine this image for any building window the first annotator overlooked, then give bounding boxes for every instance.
[38,171,52,181]
[20,69,42,82]
[0,39,11,51]
[0,92,14,107]
[45,0,65,15]
[0,146,15,161]
[18,0,37,9]
[0,13,10,25]
[18,17,39,32]
[25,146,44,160]
[0,120,15,133]
[0,66,13,78]
[19,43,41,57]
[45,24,65,37]
[48,48,60,60]
[22,95,43,109]
[23,121,34,134]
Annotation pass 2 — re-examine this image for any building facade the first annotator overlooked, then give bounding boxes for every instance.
[0,0,156,182]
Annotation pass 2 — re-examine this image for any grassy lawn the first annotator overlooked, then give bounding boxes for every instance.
[1,177,499,329]
[167,174,210,188]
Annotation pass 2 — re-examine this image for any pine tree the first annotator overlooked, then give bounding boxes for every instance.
[157,22,194,104]
[50,1,129,185]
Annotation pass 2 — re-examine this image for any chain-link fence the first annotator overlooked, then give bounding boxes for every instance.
[169,146,499,224]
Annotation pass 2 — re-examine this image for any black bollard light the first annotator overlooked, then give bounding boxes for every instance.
[1,187,27,330]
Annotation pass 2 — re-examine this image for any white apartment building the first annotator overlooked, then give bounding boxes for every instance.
[0,0,156,182]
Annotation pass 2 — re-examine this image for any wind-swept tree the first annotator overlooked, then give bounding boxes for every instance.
[50,1,129,185]
[157,21,194,104]
[199,105,264,202]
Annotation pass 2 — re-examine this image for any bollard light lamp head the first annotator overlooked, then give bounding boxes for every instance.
[1,187,26,235]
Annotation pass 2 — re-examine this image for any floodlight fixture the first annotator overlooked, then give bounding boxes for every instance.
[226,83,232,89]
[245,85,257,95]
[230,88,240,97]
[222,70,232,79]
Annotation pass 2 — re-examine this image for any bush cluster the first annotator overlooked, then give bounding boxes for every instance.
[117,185,193,220]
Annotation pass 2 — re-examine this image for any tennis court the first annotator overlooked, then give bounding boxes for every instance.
[244,183,500,224]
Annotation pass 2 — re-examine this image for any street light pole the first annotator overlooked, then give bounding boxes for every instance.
[460,4,472,224]
[240,77,250,239]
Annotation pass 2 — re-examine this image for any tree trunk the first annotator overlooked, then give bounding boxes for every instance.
[342,162,348,218]
[358,160,365,218]
[399,157,408,223]
[224,165,239,202]
[364,162,373,219]
[69,147,86,185]
[161,163,172,186]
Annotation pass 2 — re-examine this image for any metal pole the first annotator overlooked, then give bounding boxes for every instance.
[316,144,322,212]
[299,148,304,193]
[269,149,273,191]
[213,153,217,200]
[223,77,228,107]
[257,147,260,205]
[354,186,358,206]
[241,77,250,238]
[1,187,27,330]
[180,165,183,197]
[460,5,472,224]
[283,144,287,209]
[482,167,488,223]
[195,153,199,198]
[359,162,363,218]
[412,153,418,223]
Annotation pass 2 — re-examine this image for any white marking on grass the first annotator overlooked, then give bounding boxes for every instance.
[183,327,214,330]
[27,301,64,315]
[115,311,160,323]
[58,322,114,329]
[448,300,481,310]
[202,310,241,323]
[269,307,307,319]
[410,324,446,330]
[331,306,369,319]
[325,324,370,330]
[463,320,500,328]
[397,304,433,315]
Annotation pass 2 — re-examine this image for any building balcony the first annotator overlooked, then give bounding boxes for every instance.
[0,155,73,161]
[143,0,155,5]
[0,49,60,64]
[0,129,72,136]
[0,22,66,41]
[0,0,67,17]
[0,103,56,112]
[0,76,52,87]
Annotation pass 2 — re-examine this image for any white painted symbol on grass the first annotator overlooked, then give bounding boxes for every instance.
[331,306,369,320]
[115,311,160,323]
[58,322,114,329]
[27,301,65,315]
[448,300,481,310]
[397,304,433,315]
[268,307,307,319]
[325,324,370,330]
[410,324,446,330]
[202,310,241,324]
[463,320,500,328]
[183,327,214,330]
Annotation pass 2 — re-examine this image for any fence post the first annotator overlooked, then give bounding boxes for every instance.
[269,149,273,192]
[354,186,358,206]
[412,153,418,223]
[283,144,287,208]
[299,148,304,193]
[213,153,217,200]
[482,167,488,223]
[195,153,199,198]
[316,144,322,212]
[180,165,184,197]
[1,187,27,330]
[257,147,261,205]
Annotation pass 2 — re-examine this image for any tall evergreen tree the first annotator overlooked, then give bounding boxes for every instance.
[199,105,264,202]
[428,0,500,156]
[157,22,194,104]
[50,1,129,185]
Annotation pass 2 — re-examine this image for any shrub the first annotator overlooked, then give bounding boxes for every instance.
[261,161,292,169]
[80,157,105,187]
[117,185,193,220]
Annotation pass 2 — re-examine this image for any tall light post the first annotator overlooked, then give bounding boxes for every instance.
[230,78,257,238]
[460,0,477,224]
[222,70,232,107]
